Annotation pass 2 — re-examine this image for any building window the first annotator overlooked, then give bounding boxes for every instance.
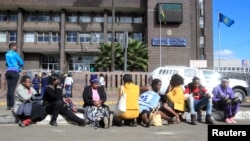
[199,17,204,28]
[69,56,95,71]
[120,14,132,23]
[52,12,61,22]
[79,33,91,43]
[133,15,143,23]
[132,33,143,41]
[0,11,7,21]
[41,56,60,71]
[0,31,7,42]
[37,32,49,42]
[66,32,77,43]
[107,32,124,43]
[24,32,35,42]
[67,13,78,23]
[79,13,91,23]
[92,33,104,43]
[26,12,37,22]
[93,13,103,23]
[52,32,60,43]
[9,31,17,42]
[9,11,18,21]
[37,12,50,22]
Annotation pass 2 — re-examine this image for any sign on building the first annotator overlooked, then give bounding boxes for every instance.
[190,60,207,68]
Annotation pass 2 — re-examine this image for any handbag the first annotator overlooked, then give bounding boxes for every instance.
[115,85,126,115]
[149,107,162,126]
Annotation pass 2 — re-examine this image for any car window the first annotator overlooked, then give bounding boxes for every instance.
[184,69,196,77]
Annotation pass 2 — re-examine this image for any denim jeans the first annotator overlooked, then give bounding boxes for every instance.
[189,95,212,115]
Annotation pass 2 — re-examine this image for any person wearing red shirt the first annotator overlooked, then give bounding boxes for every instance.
[184,76,214,125]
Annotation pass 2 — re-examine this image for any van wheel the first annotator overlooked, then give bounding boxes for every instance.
[233,89,246,103]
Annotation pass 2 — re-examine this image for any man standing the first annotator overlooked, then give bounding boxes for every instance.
[5,43,24,110]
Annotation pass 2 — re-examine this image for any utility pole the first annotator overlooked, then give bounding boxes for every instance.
[111,0,115,71]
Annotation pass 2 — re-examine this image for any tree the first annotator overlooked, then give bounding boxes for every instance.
[127,39,148,71]
[95,42,123,71]
[95,39,148,72]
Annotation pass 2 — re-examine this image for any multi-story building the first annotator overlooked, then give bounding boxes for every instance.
[214,59,250,73]
[0,0,213,73]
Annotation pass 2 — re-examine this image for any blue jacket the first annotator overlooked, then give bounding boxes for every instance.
[138,90,160,113]
[5,50,24,72]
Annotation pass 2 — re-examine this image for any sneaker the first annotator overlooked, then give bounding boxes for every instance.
[103,117,109,128]
[49,121,58,126]
[18,121,25,128]
[229,118,237,123]
[225,118,232,123]
[130,119,137,127]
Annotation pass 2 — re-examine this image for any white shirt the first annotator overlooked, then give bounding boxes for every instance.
[64,77,74,86]
[99,76,105,86]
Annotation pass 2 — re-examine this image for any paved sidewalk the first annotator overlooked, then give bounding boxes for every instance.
[0,97,249,124]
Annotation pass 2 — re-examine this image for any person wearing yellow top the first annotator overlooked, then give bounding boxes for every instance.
[166,74,185,122]
[115,74,139,127]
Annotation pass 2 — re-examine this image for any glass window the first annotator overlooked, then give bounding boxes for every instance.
[132,33,143,41]
[92,33,104,43]
[93,13,103,23]
[41,56,60,71]
[115,32,124,43]
[107,32,124,43]
[79,13,91,23]
[184,69,197,77]
[0,31,7,42]
[37,12,50,22]
[79,33,91,43]
[26,12,37,21]
[9,31,17,42]
[52,32,60,42]
[52,12,61,22]
[133,15,143,23]
[24,32,35,42]
[9,11,18,21]
[0,11,7,21]
[67,13,78,23]
[37,32,49,42]
[120,14,132,23]
[66,32,77,43]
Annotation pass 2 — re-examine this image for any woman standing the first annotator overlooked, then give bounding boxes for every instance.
[5,43,24,110]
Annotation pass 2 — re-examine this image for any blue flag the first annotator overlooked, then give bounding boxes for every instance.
[219,13,234,27]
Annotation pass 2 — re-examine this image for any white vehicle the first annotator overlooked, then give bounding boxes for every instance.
[148,66,250,103]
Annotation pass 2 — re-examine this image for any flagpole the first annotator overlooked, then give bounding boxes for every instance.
[218,10,221,72]
[160,17,162,67]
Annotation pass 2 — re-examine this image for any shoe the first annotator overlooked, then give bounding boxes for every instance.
[145,121,150,128]
[79,120,86,126]
[225,118,232,123]
[130,119,137,127]
[6,107,11,110]
[191,114,197,125]
[229,118,237,123]
[103,117,109,128]
[18,121,25,128]
[109,113,114,127]
[49,121,58,126]
[205,114,215,125]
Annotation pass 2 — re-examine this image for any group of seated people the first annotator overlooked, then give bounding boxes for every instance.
[12,73,241,128]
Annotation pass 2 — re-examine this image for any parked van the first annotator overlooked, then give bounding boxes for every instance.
[148,66,250,103]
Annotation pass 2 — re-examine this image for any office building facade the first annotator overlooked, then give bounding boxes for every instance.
[0,0,213,73]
